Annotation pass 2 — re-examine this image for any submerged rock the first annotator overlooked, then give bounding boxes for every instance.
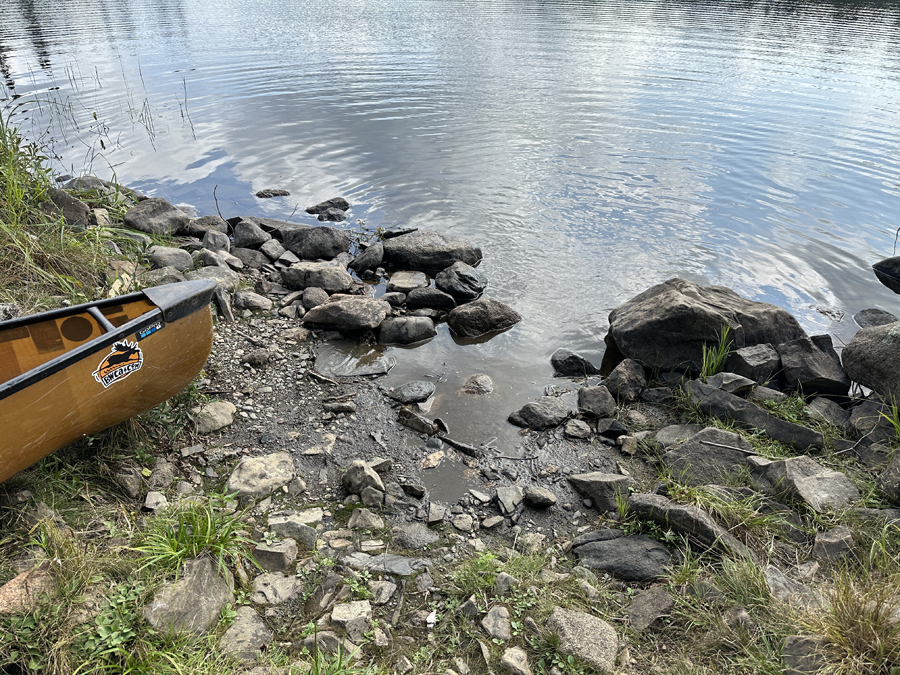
[550,349,601,378]
[447,297,521,338]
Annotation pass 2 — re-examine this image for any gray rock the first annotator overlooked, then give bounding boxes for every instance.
[197,401,237,433]
[500,647,532,675]
[705,372,756,395]
[577,385,616,417]
[233,290,273,312]
[627,586,674,631]
[655,424,704,448]
[303,297,390,331]
[387,381,436,404]
[546,607,618,673]
[348,508,385,530]
[383,230,482,273]
[453,514,474,532]
[187,215,229,237]
[878,454,900,507]
[481,606,511,641]
[628,493,751,557]
[349,242,384,274]
[749,455,859,513]
[259,238,286,260]
[331,600,372,629]
[435,261,487,299]
[564,419,592,439]
[842,322,900,404]
[302,287,330,310]
[250,572,305,605]
[306,197,350,214]
[381,291,406,307]
[496,486,525,515]
[283,261,354,293]
[283,226,350,260]
[551,349,601,378]
[231,247,272,269]
[782,635,827,675]
[689,380,824,450]
[764,565,818,607]
[124,198,189,236]
[854,308,899,329]
[232,218,272,248]
[603,359,646,402]
[143,557,234,635]
[184,266,241,292]
[777,335,849,397]
[662,427,753,486]
[267,512,318,550]
[226,452,296,499]
[407,287,457,311]
[523,487,557,509]
[254,539,298,573]
[812,525,853,562]
[41,187,90,228]
[568,472,634,512]
[807,397,851,429]
[725,343,782,386]
[220,605,273,661]
[447,298,522,338]
[202,229,230,253]
[386,271,429,294]
[147,245,192,271]
[460,374,494,395]
[379,317,437,344]
[368,580,397,605]
[342,459,386,495]
[392,522,439,549]
[493,572,519,596]
[607,278,806,375]
[341,551,429,576]
[850,399,896,445]
[144,491,167,511]
[575,534,671,580]
[508,396,572,430]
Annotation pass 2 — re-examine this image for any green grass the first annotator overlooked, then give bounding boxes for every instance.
[700,325,733,381]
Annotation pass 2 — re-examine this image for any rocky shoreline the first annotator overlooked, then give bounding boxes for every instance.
[3,178,900,674]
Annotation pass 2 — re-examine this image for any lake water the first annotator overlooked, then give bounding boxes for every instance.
[4,0,900,453]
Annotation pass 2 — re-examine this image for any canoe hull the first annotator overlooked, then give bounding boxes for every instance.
[0,289,214,484]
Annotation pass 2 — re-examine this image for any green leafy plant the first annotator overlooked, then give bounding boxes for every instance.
[701,325,733,382]
[130,494,255,575]
[76,581,145,667]
[451,551,502,595]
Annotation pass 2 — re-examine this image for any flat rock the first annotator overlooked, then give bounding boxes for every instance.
[148,245,192,271]
[0,564,54,615]
[254,539,299,572]
[447,297,521,338]
[574,534,671,580]
[226,452,296,499]
[184,266,241,292]
[283,261,354,293]
[250,572,305,605]
[392,522,439,549]
[568,472,634,512]
[564,418,592,438]
[854,308,899,329]
[546,607,618,673]
[607,278,806,375]
[303,297,390,330]
[688,380,823,450]
[342,551,429,576]
[233,290,273,312]
[481,606,511,641]
[705,372,756,395]
[749,455,859,513]
[655,424,704,447]
[662,427,753,486]
[496,486,525,515]
[387,381,436,404]
[406,287,456,311]
[764,565,818,608]
[386,270,429,294]
[382,230,482,272]
[523,487,557,509]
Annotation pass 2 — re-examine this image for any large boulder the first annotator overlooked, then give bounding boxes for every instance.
[124,198,189,236]
[232,218,271,249]
[283,261,354,293]
[41,187,90,228]
[607,279,807,375]
[303,297,391,331]
[283,226,350,261]
[749,455,859,513]
[574,533,671,581]
[447,298,521,338]
[842,322,900,403]
[777,335,850,397]
[382,230,482,272]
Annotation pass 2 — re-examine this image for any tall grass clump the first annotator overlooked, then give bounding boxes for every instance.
[0,112,104,309]
[701,325,733,382]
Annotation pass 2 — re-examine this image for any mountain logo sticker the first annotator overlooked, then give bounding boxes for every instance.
[92,340,143,388]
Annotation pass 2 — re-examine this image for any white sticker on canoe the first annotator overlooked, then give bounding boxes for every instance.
[92,340,144,388]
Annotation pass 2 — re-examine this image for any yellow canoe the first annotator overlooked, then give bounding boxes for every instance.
[0,280,216,484]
